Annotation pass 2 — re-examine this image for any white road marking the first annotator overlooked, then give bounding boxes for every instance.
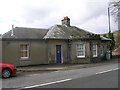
[24,78,72,89]
[27,74,40,76]
[54,71,60,72]
[96,68,119,75]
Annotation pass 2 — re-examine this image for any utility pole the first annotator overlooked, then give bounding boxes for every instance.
[108,7,111,36]
[118,7,120,30]
[108,7,112,59]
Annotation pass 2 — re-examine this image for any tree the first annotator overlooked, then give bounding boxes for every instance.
[115,30,120,47]
[109,0,120,22]
[108,0,119,49]
[108,32,115,51]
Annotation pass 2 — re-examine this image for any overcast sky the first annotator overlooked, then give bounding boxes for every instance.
[0,0,118,34]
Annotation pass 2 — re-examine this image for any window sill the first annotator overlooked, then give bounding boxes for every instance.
[77,56,85,58]
[93,56,97,57]
[20,57,31,60]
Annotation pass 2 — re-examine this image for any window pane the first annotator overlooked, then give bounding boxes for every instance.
[20,44,29,59]
[76,43,85,57]
[93,44,97,57]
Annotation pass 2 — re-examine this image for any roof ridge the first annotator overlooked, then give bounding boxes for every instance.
[15,26,48,30]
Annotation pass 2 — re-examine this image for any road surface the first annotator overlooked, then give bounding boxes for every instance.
[2,63,118,89]
[37,70,118,88]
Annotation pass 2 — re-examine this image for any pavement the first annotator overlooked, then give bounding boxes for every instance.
[17,59,119,73]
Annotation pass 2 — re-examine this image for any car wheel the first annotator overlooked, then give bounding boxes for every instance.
[2,69,11,78]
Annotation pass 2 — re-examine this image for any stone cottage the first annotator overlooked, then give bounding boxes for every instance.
[1,16,110,66]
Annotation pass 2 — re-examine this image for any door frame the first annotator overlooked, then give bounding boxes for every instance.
[56,45,63,64]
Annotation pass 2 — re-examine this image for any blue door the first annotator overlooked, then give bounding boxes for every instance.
[56,45,62,64]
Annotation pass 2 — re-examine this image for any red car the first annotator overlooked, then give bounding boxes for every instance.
[0,63,17,78]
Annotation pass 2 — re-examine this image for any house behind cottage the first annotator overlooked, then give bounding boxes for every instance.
[1,17,110,66]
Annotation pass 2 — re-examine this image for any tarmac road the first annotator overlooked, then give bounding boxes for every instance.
[2,63,118,89]
[35,70,118,88]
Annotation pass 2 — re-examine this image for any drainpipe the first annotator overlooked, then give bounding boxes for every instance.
[68,39,71,63]
[88,34,92,63]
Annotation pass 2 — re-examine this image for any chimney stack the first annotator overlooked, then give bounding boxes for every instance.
[61,16,70,26]
[11,24,14,36]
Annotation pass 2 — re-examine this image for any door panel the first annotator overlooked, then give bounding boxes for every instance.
[56,45,62,64]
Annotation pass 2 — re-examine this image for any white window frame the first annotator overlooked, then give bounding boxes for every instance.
[93,44,97,57]
[20,44,29,60]
[76,43,85,58]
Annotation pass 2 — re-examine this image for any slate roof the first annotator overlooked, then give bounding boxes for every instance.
[2,24,109,41]
[2,27,48,39]
[100,36,111,41]
[44,25,94,39]
[114,46,120,52]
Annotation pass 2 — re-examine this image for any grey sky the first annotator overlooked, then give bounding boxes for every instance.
[0,0,118,34]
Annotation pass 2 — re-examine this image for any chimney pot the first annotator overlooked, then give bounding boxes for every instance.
[61,16,70,26]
